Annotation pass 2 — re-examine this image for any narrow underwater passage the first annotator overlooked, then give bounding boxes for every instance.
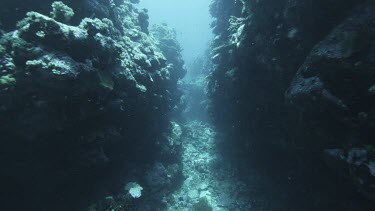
[1,0,375,210]
[134,1,255,210]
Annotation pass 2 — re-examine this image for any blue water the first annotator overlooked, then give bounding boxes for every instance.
[137,0,213,65]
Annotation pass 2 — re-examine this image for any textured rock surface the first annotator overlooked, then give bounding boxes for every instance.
[208,0,375,209]
[151,23,187,118]
[0,1,184,210]
[286,1,375,148]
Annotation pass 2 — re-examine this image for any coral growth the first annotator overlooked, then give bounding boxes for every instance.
[0,1,184,210]
[50,1,74,23]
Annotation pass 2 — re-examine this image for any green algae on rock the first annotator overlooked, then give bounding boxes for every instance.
[0,74,16,86]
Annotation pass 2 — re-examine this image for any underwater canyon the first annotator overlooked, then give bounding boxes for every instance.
[0,0,375,210]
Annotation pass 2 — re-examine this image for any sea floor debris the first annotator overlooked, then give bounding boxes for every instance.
[165,121,252,211]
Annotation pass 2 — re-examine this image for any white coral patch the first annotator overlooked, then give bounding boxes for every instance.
[125,182,143,198]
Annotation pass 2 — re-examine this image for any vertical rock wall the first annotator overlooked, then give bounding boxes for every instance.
[208,0,375,209]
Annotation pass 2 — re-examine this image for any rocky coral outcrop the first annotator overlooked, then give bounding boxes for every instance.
[208,0,375,209]
[151,23,187,118]
[151,24,186,82]
[0,1,184,210]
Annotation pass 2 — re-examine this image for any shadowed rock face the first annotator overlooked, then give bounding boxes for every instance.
[208,0,375,209]
[0,1,184,210]
[286,1,375,145]
[286,1,375,201]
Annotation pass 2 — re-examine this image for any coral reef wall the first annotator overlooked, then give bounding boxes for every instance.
[208,0,375,209]
[151,23,187,118]
[0,1,184,210]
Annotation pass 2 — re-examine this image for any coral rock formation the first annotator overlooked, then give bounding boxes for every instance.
[0,1,184,210]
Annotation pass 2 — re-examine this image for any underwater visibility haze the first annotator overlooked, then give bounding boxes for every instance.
[138,0,213,64]
[0,0,375,210]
